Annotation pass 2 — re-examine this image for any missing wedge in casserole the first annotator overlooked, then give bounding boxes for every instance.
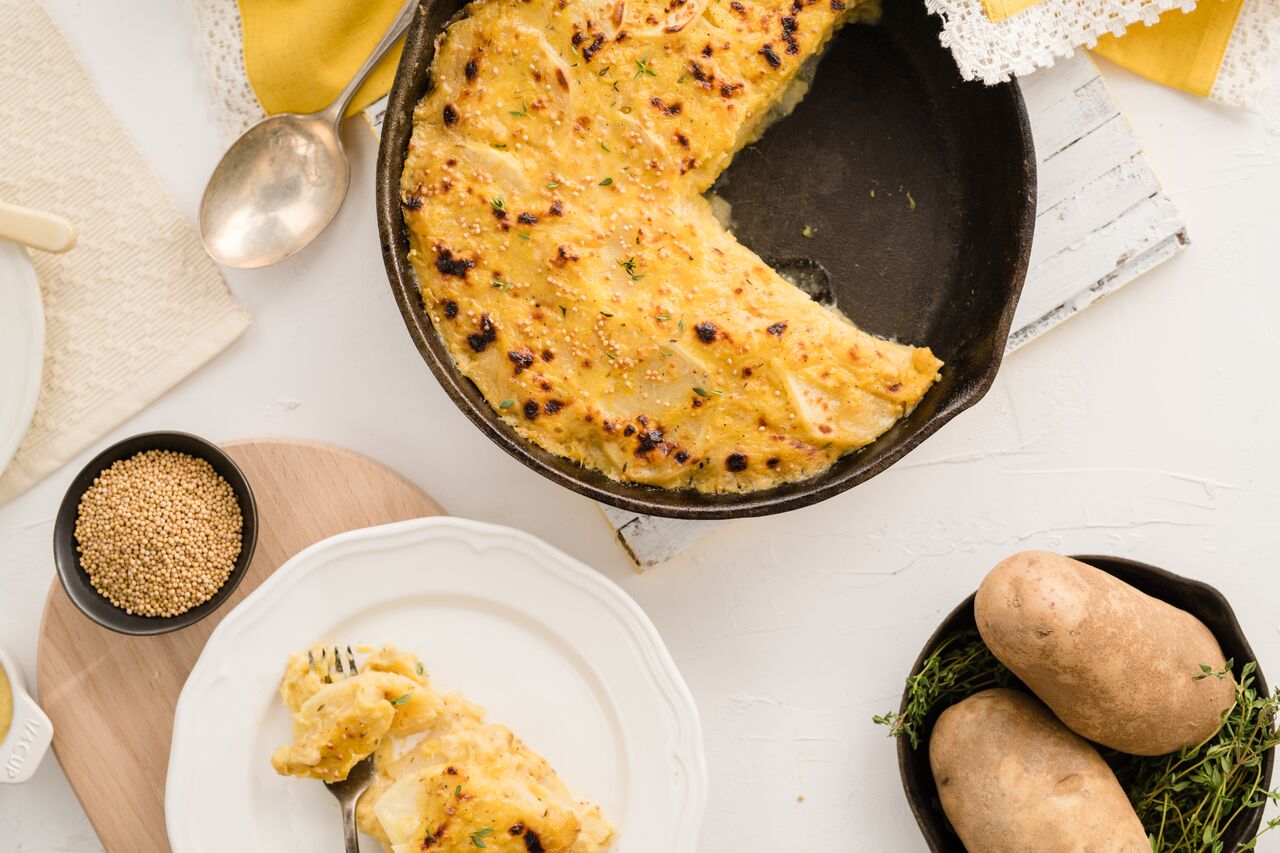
[272,645,614,853]
[400,0,942,494]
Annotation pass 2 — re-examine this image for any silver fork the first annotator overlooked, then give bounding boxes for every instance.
[319,646,377,853]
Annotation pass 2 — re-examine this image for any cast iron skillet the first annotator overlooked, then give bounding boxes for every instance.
[897,555,1273,851]
[377,0,1036,519]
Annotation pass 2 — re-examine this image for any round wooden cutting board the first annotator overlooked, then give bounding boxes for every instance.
[36,439,445,853]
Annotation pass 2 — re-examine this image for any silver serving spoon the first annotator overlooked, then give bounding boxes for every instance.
[199,0,419,268]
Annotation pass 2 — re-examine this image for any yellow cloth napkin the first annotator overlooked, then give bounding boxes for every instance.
[238,0,406,117]
[978,0,1265,103]
[1092,0,1246,98]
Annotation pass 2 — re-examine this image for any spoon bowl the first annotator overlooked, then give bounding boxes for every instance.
[199,115,348,269]
[198,0,420,269]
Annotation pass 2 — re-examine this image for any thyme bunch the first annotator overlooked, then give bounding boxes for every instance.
[876,631,1280,851]
[872,630,1012,749]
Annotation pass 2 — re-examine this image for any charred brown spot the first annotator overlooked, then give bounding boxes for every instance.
[549,200,564,216]
[401,194,423,211]
[649,97,682,116]
[767,321,787,336]
[695,321,719,343]
[726,453,748,472]
[675,132,690,148]
[539,380,552,391]
[887,382,902,392]
[730,0,745,10]
[680,157,697,174]
[442,103,459,125]
[623,424,636,437]
[467,314,497,352]
[508,348,535,374]
[766,457,780,468]
[442,300,459,319]
[446,766,458,775]
[517,212,538,225]
[674,450,690,464]
[701,44,714,56]
[759,44,781,68]
[689,60,714,87]
[781,15,800,53]
[635,427,665,456]
[742,366,753,377]
[541,349,555,362]
[555,67,569,89]
[571,31,585,46]
[435,247,475,278]
[446,158,457,167]
[545,399,565,414]
[523,831,545,853]
[422,824,446,848]
[523,400,540,420]
[603,420,616,433]
[509,824,525,836]
[582,33,605,61]
[492,206,508,221]
[720,82,743,98]
[831,0,845,8]
[465,58,479,80]
[692,396,704,408]
[552,244,580,266]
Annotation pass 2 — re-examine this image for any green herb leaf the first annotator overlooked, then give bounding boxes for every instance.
[600,311,614,317]
[559,305,568,317]
[546,182,560,189]
[490,197,505,211]
[491,277,513,290]
[603,351,616,360]
[634,57,657,78]
[618,257,644,281]
[455,785,462,798]
[416,661,424,675]
[600,141,611,152]
[391,693,411,706]
[508,100,529,118]
[599,177,614,186]
[499,398,515,409]
[471,828,493,847]
[517,232,531,240]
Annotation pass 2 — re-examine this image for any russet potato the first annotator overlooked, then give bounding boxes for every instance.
[929,688,1149,852]
[975,550,1235,755]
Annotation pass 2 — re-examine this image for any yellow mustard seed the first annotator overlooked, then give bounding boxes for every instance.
[74,449,243,618]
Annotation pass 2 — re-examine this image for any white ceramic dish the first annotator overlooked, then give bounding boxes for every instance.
[0,240,44,477]
[0,645,54,784]
[167,516,707,852]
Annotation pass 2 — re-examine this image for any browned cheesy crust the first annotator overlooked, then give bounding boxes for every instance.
[401,0,942,492]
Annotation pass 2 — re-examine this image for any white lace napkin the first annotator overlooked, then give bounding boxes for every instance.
[0,0,251,505]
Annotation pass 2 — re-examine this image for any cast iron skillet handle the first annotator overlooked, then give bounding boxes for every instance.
[341,798,361,853]
[322,0,421,129]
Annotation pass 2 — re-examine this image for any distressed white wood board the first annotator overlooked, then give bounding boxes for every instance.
[601,52,1189,568]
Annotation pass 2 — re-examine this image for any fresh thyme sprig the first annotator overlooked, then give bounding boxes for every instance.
[875,630,1280,851]
[872,630,1011,749]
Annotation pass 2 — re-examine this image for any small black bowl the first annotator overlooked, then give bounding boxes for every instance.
[897,554,1273,852]
[52,431,258,636]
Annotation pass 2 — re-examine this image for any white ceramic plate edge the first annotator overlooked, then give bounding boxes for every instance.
[166,516,708,851]
[0,241,45,478]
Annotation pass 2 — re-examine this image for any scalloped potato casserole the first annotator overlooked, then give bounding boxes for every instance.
[400,0,942,493]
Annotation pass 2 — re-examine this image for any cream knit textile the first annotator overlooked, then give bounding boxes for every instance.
[0,0,251,505]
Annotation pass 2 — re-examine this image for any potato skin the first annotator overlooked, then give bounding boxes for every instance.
[975,551,1235,755]
[929,689,1149,853]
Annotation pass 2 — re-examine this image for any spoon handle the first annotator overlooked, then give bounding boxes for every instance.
[323,0,420,127]
[0,200,77,253]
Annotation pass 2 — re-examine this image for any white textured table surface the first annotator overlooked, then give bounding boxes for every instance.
[3,1,1279,849]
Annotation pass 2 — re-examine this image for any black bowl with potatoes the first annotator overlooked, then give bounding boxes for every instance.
[893,554,1273,852]
[52,431,258,636]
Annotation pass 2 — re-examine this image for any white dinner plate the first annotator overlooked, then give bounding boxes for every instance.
[0,241,44,478]
[167,517,707,852]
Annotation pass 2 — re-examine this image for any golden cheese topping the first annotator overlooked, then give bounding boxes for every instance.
[400,0,942,493]
[273,645,613,853]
